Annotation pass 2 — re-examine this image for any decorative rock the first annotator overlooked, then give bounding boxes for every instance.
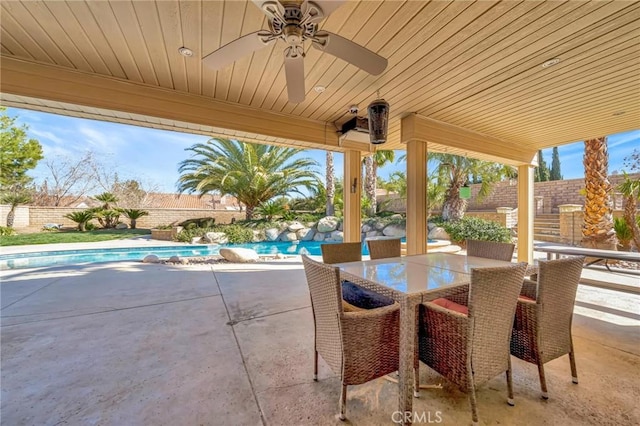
[366,230,381,238]
[313,232,325,242]
[115,223,128,229]
[361,224,372,233]
[219,248,259,263]
[317,216,339,233]
[383,224,406,238]
[265,228,280,241]
[191,237,202,244]
[338,221,344,231]
[168,255,180,263]
[428,222,438,231]
[374,221,386,231]
[428,227,450,240]
[287,221,304,232]
[142,254,160,263]
[252,230,262,242]
[204,232,228,244]
[43,223,62,230]
[330,230,344,242]
[280,232,298,242]
[297,228,315,241]
[390,214,403,220]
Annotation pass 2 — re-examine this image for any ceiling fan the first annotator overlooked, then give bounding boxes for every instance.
[202,0,388,103]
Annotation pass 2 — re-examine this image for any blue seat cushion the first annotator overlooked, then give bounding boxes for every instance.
[341,281,395,309]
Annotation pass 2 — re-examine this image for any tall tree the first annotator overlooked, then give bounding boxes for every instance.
[432,154,512,222]
[534,150,550,182]
[33,151,98,206]
[177,138,320,220]
[0,108,43,189]
[582,137,616,249]
[1,189,31,228]
[550,147,563,180]
[363,150,395,217]
[617,173,640,251]
[325,151,335,216]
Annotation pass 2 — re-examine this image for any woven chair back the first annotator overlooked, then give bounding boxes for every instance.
[367,238,402,260]
[466,239,515,262]
[301,255,344,374]
[468,262,527,384]
[321,242,362,264]
[536,256,584,344]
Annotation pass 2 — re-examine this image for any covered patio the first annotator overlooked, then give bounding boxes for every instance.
[1,1,639,424]
[1,259,638,424]
[1,0,638,262]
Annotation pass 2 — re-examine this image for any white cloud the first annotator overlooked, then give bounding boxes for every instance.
[29,129,67,146]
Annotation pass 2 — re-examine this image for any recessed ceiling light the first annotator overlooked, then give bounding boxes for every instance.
[178,47,194,57]
[541,58,561,68]
[612,111,626,116]
[314,85,326,94]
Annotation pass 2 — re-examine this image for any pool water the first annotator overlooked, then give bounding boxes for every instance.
[0,241,364,270]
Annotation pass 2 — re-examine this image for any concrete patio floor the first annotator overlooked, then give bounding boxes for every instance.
[1,258,639,425]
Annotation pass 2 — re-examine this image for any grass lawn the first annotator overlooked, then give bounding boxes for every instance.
[1,229,151,246]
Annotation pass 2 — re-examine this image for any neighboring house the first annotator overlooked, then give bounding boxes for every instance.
[144,193,241,210]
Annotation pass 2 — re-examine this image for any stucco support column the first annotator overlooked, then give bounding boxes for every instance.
[406,140,428,255]
[517,164,535,263]
[343,150,362,243]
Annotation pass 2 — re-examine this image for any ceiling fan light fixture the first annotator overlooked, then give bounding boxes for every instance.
[313,85,326,93]
[368,98,389,145]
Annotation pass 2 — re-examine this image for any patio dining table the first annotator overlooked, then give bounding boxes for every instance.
[335,252,524,425]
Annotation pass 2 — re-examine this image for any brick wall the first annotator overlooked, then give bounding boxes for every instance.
[467,173,636,212]
[0,205,30,227]
[23,207,245,229]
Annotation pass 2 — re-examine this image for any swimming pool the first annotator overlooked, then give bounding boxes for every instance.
[0,241,364,270]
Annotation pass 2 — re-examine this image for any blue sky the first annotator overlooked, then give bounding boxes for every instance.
[7,107,639,193]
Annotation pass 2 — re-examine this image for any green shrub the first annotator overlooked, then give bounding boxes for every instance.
[443,216,512,244]
[64,210,95,232]
[174,223,254,244]
[155,224,175,230]
[0,226,15,236]
[178,217,215,229]
[614,217,633,249]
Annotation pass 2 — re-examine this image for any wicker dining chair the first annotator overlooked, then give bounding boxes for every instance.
[510,256,584,399]
[367,238,402,260]
[301,255,400,420]
[320,242,362,264]
[466,239,515,262]
[417,262,527,425]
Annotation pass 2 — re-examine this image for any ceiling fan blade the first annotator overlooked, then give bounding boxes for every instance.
[203,31,274,70]
[312,31,387,75]
[284,48,305,103]
[304,0,347,22]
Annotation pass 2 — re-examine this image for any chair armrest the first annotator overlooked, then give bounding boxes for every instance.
[520,278,538,300]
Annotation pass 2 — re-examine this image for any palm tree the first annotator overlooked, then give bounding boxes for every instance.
[64,210,95,232]
[363,150,395,217]
[177,138,320,220]
[326,151,335,216]
[582,137,616,249]
[432,154,513,222]
[617,172,640,250]
[91,192,120,228]
[1,191,31,228]
[121,208,149,229]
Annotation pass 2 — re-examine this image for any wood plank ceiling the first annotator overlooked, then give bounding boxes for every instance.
[1,0,638,155]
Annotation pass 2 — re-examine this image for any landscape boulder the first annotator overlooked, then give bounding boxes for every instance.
[317,216,339,233]
[219,248,259,263]
[297,228,315,241]
[265,228,280,241]
[313,232,325,242]
[280,232,298,242]
[287,221,305,232]
[142,254,160,263]
[329,230,344,242]
[428,227,450,240]
[382,224,406,238]
[115,223,128,230]
[204,232,228,244]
